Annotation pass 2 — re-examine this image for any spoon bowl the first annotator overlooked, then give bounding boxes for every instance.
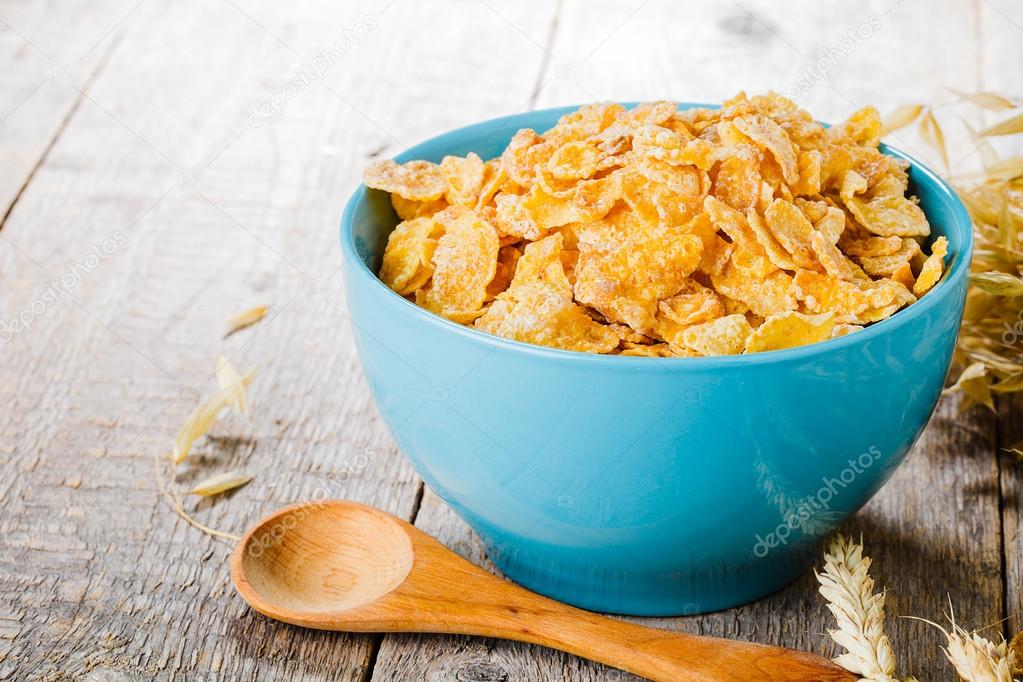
[231,500,854,681]
[237,503,414,615]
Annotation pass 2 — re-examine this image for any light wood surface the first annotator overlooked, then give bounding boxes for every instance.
[232,501,855,682]
[0,0,1020,680]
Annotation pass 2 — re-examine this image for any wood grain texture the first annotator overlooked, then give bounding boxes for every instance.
[0,0,1020,680]
[1000,395,1022,644]
[0,0,434,678]
[0,0,140,222]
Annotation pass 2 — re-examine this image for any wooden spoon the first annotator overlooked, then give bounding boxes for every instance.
[230,500,854,682]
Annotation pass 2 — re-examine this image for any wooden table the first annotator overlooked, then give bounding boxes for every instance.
[1,0,1020,679]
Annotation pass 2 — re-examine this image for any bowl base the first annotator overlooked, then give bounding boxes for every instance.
[483,537,817,617]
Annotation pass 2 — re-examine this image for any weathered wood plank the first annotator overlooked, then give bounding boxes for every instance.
[1000,395,1022,643]
[977,0,1023,645]
[0,0,570,677]
[0,0,443,678]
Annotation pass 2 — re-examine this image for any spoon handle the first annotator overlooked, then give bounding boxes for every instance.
[485,605,851,682]
[398,534,854,682]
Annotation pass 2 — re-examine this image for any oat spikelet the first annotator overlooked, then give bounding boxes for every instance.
[216,355,249,415]
[190,470,252,496]
[919,109,950,169]
[881,104,923,136]
[173,367,256,464]
[225,305,268,336]
[948,89,1017,112]
[816,535,902,681]
[981,111,1023,137]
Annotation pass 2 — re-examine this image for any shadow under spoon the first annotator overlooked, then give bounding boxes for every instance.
[230,500,854,682]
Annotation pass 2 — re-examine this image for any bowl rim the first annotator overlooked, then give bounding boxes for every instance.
[340,102,974,368]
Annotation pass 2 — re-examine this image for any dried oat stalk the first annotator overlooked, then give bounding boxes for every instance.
[157,355,259,541]
[883,92,1023,407]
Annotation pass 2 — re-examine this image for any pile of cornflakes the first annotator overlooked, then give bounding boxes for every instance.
[363,92,949,357]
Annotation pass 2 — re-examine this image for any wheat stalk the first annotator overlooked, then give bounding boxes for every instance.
[817,535,1021,682]
[906,608,1018,682]
[944,626,1016,682]
[815,534,907,681]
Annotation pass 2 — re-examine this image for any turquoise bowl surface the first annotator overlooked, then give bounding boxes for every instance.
[340,104,973,616]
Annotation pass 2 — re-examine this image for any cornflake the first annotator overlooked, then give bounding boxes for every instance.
[364,92,949,356]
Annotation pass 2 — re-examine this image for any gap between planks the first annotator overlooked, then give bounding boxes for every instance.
[359,482,426,682]
[527,0,565,108]
[0,27,126,233]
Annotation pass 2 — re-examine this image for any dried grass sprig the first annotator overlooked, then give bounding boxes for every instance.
[815,535,908,681]
[154,448,241,542]
[156,355,260,541]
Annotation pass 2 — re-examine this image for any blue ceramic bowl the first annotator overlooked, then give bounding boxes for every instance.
[340,104,973,616]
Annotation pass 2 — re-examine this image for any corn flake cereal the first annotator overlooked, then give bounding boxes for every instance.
[680,314,754,356]
[913,236,948,296]
[744,311,835,353]
[379,216,441,296]
[440,153,485,206]
[366,93,949,356]
[419,208,499,323]
[475,234,619,353]
[365,159,446,201]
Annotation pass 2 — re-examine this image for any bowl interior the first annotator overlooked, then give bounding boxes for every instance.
[343,102,973,356]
